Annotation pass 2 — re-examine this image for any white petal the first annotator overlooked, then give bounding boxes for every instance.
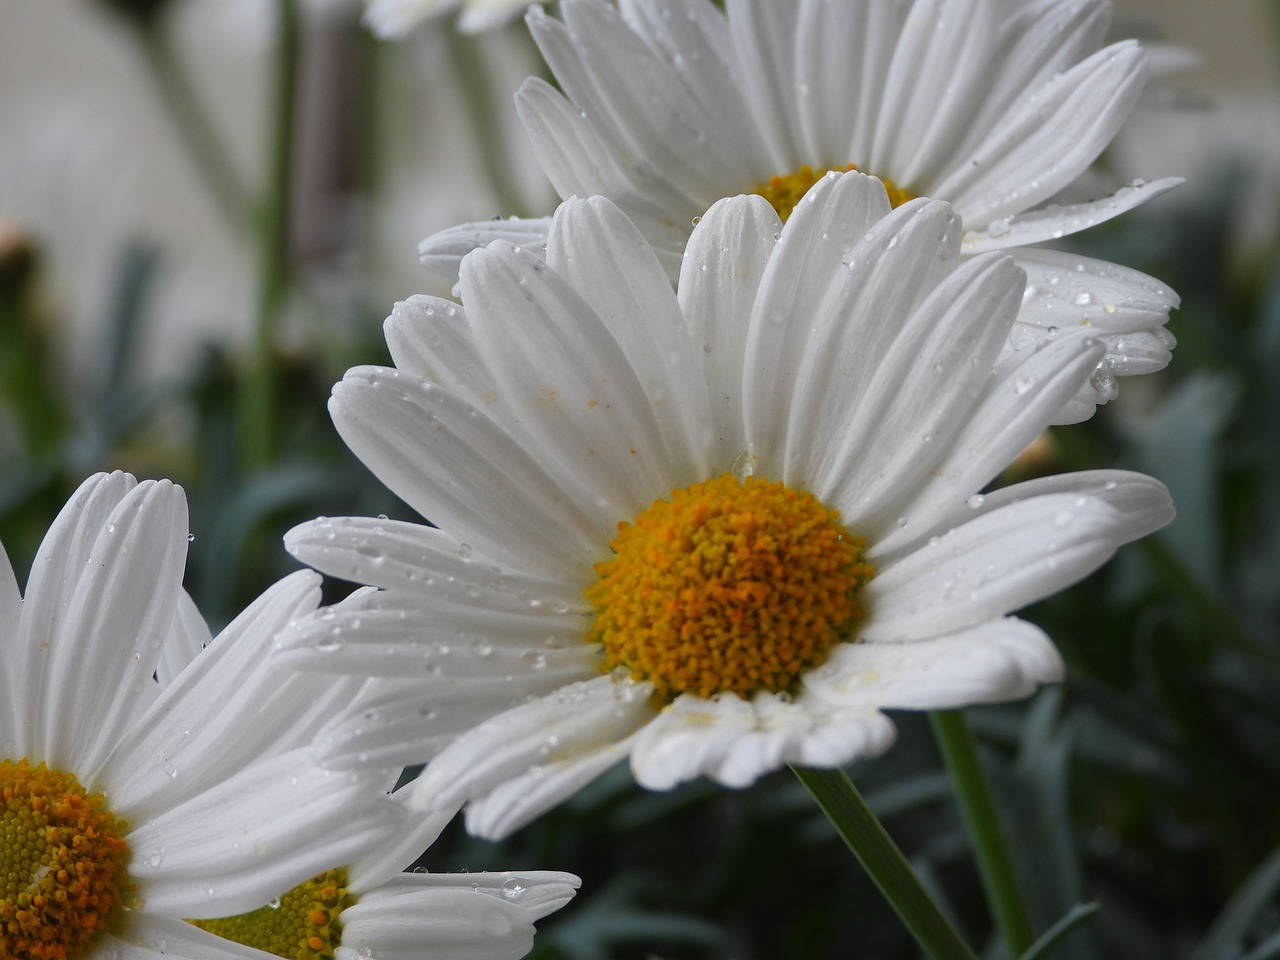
[563,0,760,195]
[941,42,1148,224]
[349,797,457,890]
[98,573,366,816]
[863,490,1165,641]
[419,217,554,286]
[278,594,595,680]
[805,619,1062,710]
[529,2,721,212]
[338,886,543,960]
[618,0,767,176]
[516,77,644,205]
[742,171,892,473]
[311,668,596,772]
[871,0,1000,186]
[33,476,188,776]
[284,516,587,609]
[461,240,675,517]
[949,0,1111,162]
[794,0,896,165]
[727,0,803,172]
[870,332,1106,552]
[802,251,1021,513]
[546,196,715,483]
[631,691,895,790]
[961,177,1182,253]
[409,675,655,821]
[129,750,403,919]
[929,469,1175,547]
[154,591,212,690]
[463,737,637,838]
[376,869,579,921]
[677,194,780,465]
[384,296,493,411]
[331,368,608,578]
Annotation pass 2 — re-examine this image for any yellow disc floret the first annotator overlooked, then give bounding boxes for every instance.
[754,164,915,221]
[587,474,874,702]
[190,868,352,960]
[1,758,132,960]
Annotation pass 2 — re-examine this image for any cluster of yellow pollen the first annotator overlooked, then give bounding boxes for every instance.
[190,867,352,960]
[1,757,132,960]
[586,473,874,702]
[754,163,915,221]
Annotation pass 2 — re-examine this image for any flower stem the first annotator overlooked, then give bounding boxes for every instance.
[929,710,1036,959]
[240,0,300,472]
[791,765,980,960]
[136,18,255,234]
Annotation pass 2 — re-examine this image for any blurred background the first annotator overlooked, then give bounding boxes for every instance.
[2,1,1279,958]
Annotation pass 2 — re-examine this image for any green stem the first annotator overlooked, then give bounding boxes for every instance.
[239,0,301,472]
[930,710,1036,959]
[136,18,255,234]
[792,765,980,960]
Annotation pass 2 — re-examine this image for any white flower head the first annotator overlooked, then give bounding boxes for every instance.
[420,0,1183,422]
[0,472,409,960]
[287,175,1174,839]
[363,0,540,37]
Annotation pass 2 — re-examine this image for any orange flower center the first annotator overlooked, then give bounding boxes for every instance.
[587,474,873,702]
[1,758,132,960]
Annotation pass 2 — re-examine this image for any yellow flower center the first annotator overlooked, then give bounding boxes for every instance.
[754,164,915,221]
[189,868,352,960]
[587,474,873,702]
[1,758,133,960]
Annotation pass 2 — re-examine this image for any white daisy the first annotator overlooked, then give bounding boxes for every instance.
[419,0,1182,422]
[363,0,540,37]
[285,174,1174,839]
[191,792,579,960]
[0,472,406,960]
[147,584,581,960]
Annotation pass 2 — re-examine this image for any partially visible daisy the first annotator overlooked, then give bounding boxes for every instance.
[363,0,541,36]
[283,174,1174,839]
[147,577,582,960]
[192,791,579,960]
[0,472,404,960]
[420,0,1182,422]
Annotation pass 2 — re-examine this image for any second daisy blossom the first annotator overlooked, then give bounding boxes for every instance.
[285,174,1174,839]
[420,0,1182,423]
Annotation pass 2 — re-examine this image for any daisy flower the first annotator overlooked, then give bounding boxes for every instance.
[192,792,579,960]
[0,472,405,960]
[284,174,1174,839]
[150,584,581,960]
[363,0,541,37]
[419,0,1182,422]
